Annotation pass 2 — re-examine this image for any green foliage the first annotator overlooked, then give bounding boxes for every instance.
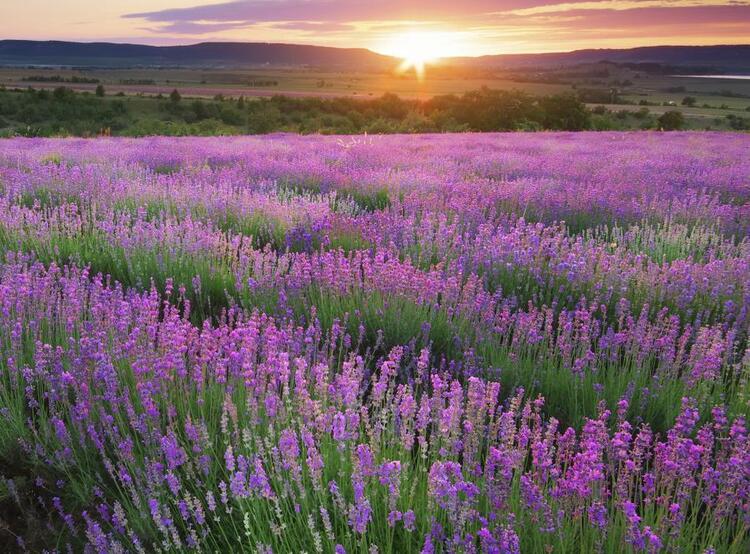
[245,88,592,133]
[577,88,619,103]
[681,96,697,107]
[726,114,750,130]
[24,74,99,84]
[0,87,129,136]
[658,110,685,131]
[539,92,591,130]
[428,88,538,131]
[4,85,740,136]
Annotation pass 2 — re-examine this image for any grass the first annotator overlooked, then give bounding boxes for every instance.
[1,302,746,552]
[3,214,735,435]
[2,153,750,552]
[2,187,748,434]
[592,219,748,263]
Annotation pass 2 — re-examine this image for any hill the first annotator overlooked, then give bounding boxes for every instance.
[0,40,395,69]
[448,45,750,73]
[0,41,748,74]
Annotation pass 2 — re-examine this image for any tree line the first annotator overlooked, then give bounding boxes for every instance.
[1,84,742,137]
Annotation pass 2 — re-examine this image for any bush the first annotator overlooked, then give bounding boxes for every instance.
[681,96,696,107]
[539,93,591,130]
[191,100,211,121]
[658,110,685,131]
[219,106,244,126]
[0,86,688,136]
[726,114,750,130]
[52,86,74,101]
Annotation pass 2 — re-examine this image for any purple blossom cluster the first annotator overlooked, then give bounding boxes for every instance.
[2,132,747,232]
[0,261,748,551]
[0,132,749,552]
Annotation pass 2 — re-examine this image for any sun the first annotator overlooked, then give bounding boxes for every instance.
[383,32,457,80]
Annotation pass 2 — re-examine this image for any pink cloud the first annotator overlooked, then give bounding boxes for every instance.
[122,0,750,52]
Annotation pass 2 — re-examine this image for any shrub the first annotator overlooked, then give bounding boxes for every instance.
[681,96,697,107]
[658,110,685,131]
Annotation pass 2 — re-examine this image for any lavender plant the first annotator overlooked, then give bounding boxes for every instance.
[0,132,749,553]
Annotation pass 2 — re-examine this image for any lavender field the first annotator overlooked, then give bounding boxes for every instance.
[0,132,749,553]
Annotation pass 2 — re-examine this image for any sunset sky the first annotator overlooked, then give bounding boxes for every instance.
[2,0,749,57]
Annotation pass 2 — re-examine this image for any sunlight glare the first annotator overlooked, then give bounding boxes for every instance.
[386,31,458,80]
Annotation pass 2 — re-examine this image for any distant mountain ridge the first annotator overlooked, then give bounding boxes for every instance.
[447,45,750,72]
[0,40,748,73]
[0,40,395,68]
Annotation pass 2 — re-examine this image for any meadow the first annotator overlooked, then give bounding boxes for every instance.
[2,64,750,137]
[0,132,749,552]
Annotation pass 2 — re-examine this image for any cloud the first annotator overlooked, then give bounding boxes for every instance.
[500,0,750,16]
[271,21,355,32]
[124,0,750,30]
[120,0,750,54]
[142,21,255,35]
[124,1,544,24]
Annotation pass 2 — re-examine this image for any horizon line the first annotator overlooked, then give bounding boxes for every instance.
[2,38,749,60]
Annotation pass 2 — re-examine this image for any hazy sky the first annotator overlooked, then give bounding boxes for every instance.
[2,0,749,56]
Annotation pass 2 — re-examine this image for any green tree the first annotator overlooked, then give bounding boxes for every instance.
[52,86,73,101]
[191,100,209,120]
[95,84,105,97]
[658,110,685,131]
[726,114,750,130]
[539,93,591,131]
[169,89,181,104]
[681,96,697,107]
[431,88,537,131]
